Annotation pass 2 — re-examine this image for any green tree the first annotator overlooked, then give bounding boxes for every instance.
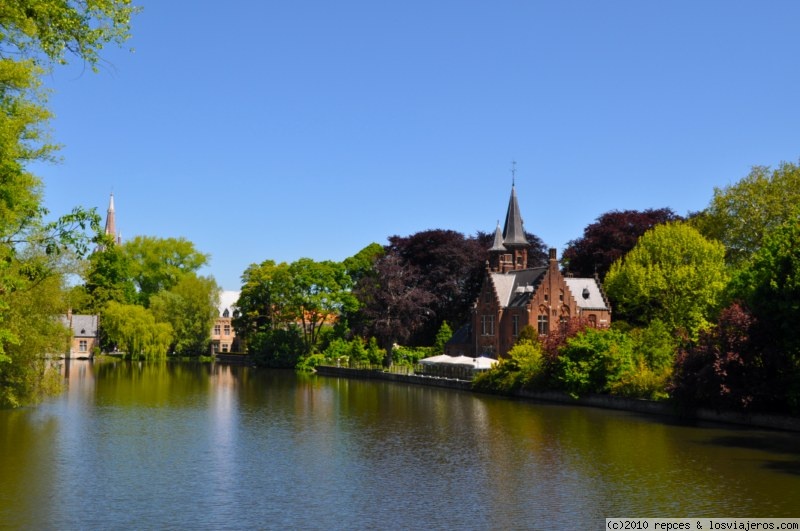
[233,260,290,352]
[556,328,635,397]
[0,259,69,407]
[433,321,453,353]
[286,258,357,353]
[0,1,138,70]
[102,301,172,360]
[83,243,136,312]
[1,0,137,407]
[235,258,357,361]
[472,339,544,393]
[604,222,728,337]
[122,236,209,306]
[728,214,800,409]
[150,274,220,356]
[342,242,384,284]
[693,161,800,267]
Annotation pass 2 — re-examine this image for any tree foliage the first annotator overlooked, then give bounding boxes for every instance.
[122,235,209,306]
[150,274,219,356]
[556,328,635,398]
[473,339,545,393]
[671,303,760,410]
[562,208,681,280]
[234,258,356,359]
[1,0,137,407]
[604,222,728,337]
[729,213,800,357]
[693,161,800,267]
[0,263,67,407]
[354,229,547,350]
[433,321,452,354]
[0,1,138,69]
[354,251,434,361]
[102,301,172,360]
[82,243,136,312]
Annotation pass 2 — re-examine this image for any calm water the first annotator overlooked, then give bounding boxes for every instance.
[1,360,799,530]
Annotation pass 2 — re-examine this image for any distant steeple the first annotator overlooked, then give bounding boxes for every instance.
[103,193,121,246]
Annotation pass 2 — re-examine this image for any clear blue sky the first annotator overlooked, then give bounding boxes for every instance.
[37,1,800,291]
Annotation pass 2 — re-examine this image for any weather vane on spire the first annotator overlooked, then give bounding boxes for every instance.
[511,160,517,186]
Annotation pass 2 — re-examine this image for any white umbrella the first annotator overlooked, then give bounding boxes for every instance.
[419,354,453,365]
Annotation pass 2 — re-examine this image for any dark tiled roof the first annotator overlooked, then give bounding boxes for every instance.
[491,267,547,308]
[60,314,99,337]
[446,323,472,345]
[502,185,529,247]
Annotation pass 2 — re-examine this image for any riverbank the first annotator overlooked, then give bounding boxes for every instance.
[315,365,800,432]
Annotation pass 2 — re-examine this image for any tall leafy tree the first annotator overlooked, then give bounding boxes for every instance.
[286,259,357,353]
[82,243,136,312]
[693,161,800,267]
[235,258,356,359]
[725,214,800,410]
[604,222,728,337]
[0,0,138,406]
[561,208,681,280]
[234,260,292,344]
[0,258,69,407]
[342,242,384,284]
[150,274,220,356]
[122,236,209,306]
[354,252,434,365]
[102,301,172,360]
[731,213,800,355]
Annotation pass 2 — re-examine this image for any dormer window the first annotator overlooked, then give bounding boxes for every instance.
[582,287,590,300]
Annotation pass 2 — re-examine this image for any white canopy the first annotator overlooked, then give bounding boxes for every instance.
[419,355,498,369]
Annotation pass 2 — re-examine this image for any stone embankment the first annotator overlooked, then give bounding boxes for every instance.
[315,365,800,432]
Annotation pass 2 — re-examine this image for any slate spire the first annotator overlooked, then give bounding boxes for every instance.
[502,185,529,248]
[489,221,506,252]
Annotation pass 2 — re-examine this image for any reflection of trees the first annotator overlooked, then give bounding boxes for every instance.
[0,410,60,527]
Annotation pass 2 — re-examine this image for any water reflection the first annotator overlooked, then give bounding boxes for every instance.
[1,362,799,529]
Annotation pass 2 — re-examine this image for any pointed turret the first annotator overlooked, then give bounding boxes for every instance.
[489,221,506,252]
[502,185,529,247]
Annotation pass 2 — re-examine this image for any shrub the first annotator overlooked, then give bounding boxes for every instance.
[556,328,635,397]
[297,353,327,371]
[472,339,545,393]
[611,362,671,400]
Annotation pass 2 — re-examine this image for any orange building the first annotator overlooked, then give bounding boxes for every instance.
[211,291,238,354]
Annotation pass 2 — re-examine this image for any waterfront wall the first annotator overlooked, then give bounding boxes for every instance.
[315,365,471,391]
[315,365,800,432]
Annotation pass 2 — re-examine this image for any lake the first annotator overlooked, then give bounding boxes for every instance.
[1,360,799,529]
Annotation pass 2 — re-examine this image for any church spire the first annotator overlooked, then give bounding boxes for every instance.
[104,193,120,245]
